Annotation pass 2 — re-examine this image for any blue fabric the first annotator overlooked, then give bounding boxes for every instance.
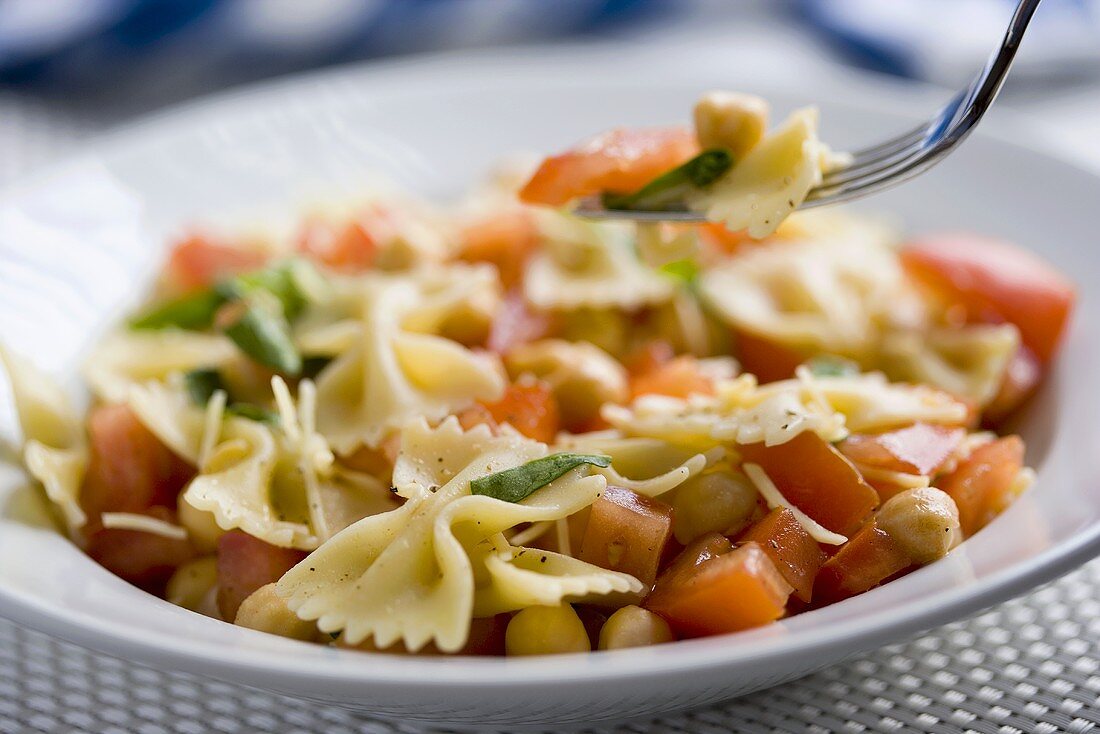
[797,0,1100,81]
[0,0,666,88]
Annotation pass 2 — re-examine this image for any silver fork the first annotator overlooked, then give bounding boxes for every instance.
[574,0,1042,223]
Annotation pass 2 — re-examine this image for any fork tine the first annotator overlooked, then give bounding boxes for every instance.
[807,140,952,207]
[843,123,930,166]
[819,135,931,188]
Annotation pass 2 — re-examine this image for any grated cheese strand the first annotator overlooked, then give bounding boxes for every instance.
[742,462,848,545]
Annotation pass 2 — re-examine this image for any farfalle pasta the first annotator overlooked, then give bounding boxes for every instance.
[0,90,1075,657]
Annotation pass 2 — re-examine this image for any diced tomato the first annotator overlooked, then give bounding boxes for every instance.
[519,127,699,207]
[983,346,1042,427]
[166,234,267,291]
[658,533,734,584]
[630,356,715,400]
[297,220,377,271]
[738,508,827,604]
[699,222,754,256]
[80,404,195,519]
[901,234,1075,365]
[487,291,552,355]
[459,614,510,656]
[739,432,879,537]
[578,485,675,586]
[474,380,561,444]
[340,433,401,476]
[937,436,1024,536]
[458,211,539,288]
[814,521,913,604]
[216,530,307,621]
[85,507,196,592]
[839,423,966,477]
[734,329,805,384]
[624,340,676,377]
[646,541,792,637]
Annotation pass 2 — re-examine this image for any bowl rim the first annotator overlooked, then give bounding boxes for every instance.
[1,39,1098,690]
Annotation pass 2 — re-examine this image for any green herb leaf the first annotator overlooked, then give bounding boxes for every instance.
[129,289,227,331]
[184,369,227,405]
[658,259,701,286]
[220,258,327,322]
[470,453,612,503]
[222,295,303,375]
[602,149,733,211]
[805,354,860,378]
[226,402,279,423]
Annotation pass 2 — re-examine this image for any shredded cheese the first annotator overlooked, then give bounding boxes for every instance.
[100,512,188,540]
[851,463,931,489]
[199,389,227,471]
[742,462,848,545]
[508,521,553,547]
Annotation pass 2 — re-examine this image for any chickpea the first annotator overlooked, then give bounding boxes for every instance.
[505,605,591,656]
[672,471,759,545]
[598,606,675,650]
[439,288,499,347]
[234,583,317,641]
[178,495,224,554]
[876,487,962,565]
[506,339,629,427]
[558,309,629,358]
[166,557,218,613]
[693,91,770,159]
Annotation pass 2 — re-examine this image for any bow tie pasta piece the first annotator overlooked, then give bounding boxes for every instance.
[277,423,641,652]
[524,211,675,311]
[603,373,845,449]
[472,539,642,617]
[314,278,505,453]
[688,107,836,239]
[183,416,318,550]
[127,377,209,465]
[700,236,906,361]
[392,416,500,496]
[881,325,1020,408]
[754,368,970,433]
[84,330,237,403]
[295,264,500,359]
[0,346,88,532]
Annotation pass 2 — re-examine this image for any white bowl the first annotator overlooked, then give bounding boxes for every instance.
[1,43,1099,730]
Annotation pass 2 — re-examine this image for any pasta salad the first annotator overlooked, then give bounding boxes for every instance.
[0,91,1075,657]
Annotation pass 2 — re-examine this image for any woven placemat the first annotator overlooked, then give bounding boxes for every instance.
[1,97,1098,734]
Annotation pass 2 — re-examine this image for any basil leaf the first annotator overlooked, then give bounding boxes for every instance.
[805,354,860,378]
[184,369,227,405]
[602,149,733,211]
[221,258,327,322]
[658,259,700,286]
[226,402,279,424]
[470,453,612,503]
[129,289,227,331]
[222,295,303,375]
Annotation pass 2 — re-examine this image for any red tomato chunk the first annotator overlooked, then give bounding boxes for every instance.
[579,486,674,587]
[646,540,792,637]
[901,234,1075,365]
[814,521,913,605]
[81,404,195,519]
[839,423,965,477]
[216,530,307,621]
[738,508,827,604]
[937,435,1025,537]
[519,127,699,207]
[85,507,195,592]
[739,432,880,537]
